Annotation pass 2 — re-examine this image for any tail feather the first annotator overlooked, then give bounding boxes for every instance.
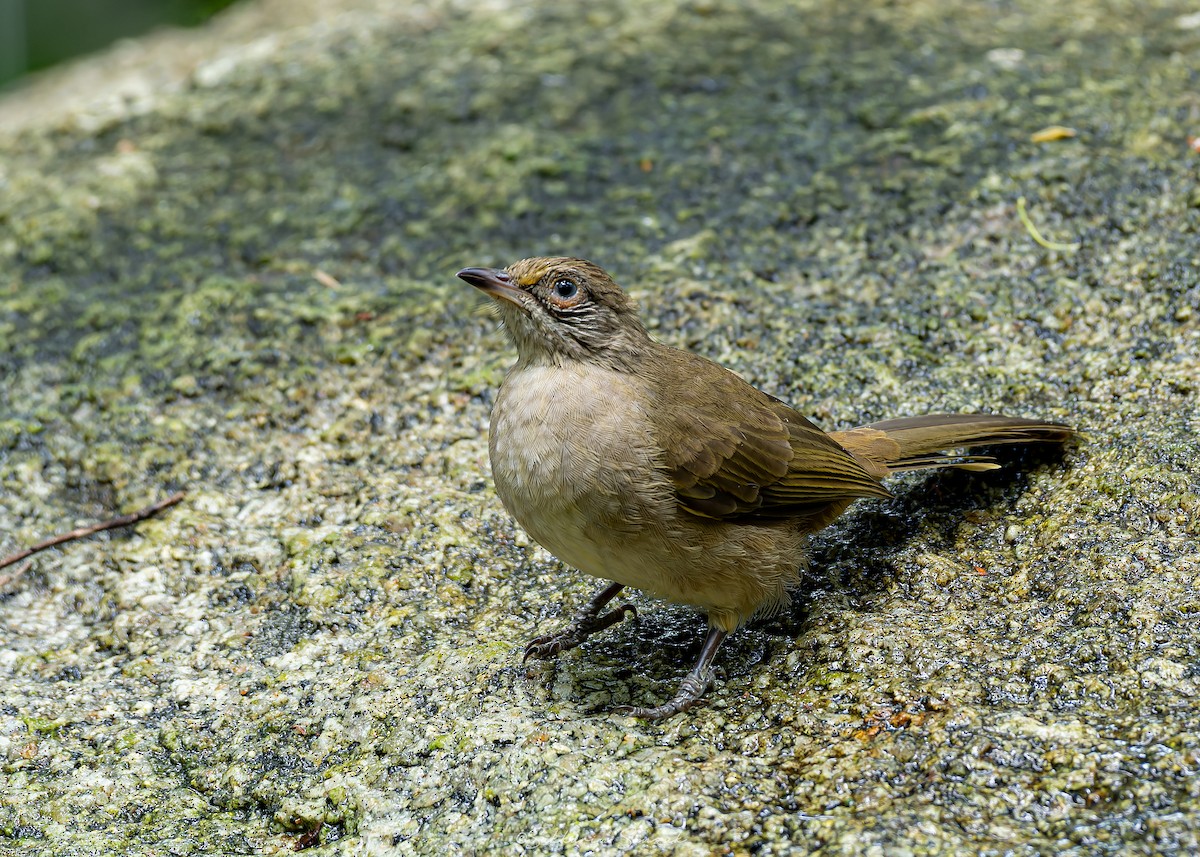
[883,452,1001,473]
[830,413,1074,476]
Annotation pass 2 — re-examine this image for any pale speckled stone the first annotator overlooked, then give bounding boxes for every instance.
[2,0,1199,854]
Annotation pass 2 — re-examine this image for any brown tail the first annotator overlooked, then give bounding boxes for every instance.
[829,414,1074,478]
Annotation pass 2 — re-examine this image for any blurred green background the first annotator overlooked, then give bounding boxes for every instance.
[0,0,240,90]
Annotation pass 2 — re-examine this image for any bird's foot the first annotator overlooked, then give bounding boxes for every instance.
[613,625,729,720]
[523,603,637,662]
[614,666,715,720]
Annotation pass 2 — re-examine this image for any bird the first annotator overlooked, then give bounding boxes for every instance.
[457,257,1074,719]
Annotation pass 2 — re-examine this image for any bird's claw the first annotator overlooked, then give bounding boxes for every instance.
[613,666,715,720]
[522,636,564,663]
[522,603,637,663]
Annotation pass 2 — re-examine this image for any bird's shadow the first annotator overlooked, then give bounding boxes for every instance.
[763,443,1072,637]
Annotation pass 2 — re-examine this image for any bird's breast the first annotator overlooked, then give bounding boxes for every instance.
[488,363,669,575]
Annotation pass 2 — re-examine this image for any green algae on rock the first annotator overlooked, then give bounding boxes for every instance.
[1,0,1198,853]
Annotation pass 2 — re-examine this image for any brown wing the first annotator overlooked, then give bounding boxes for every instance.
[652,347,890,520]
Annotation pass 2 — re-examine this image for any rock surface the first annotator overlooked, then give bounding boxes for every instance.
[1,0,1197,853]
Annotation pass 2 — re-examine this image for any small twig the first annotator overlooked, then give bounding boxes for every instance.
[1017,196,1080,252]
[0,491,186,573]
[313,269,342,290]
[0,560,33,590]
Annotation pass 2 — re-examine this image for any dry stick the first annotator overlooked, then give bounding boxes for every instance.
[0,560,33,590]
[0,492,187,585]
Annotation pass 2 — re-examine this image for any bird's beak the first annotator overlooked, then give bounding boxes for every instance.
[457,267,525,308]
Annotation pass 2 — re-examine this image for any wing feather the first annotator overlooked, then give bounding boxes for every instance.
[652,348,889,520]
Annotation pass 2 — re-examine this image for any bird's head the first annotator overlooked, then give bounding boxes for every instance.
[458,257,650,369]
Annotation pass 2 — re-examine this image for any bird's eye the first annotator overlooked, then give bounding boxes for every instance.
[553,278,578,299]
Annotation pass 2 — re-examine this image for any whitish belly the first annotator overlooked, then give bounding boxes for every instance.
[488,364,676,582]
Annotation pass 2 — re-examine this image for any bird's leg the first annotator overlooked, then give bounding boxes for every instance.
[618,625,729,720]
[523,581,636,662]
